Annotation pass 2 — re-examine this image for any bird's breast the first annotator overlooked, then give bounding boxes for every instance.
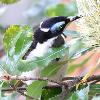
[26,37,57,60]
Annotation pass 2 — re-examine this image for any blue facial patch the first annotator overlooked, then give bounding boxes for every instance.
[50,21,65,33]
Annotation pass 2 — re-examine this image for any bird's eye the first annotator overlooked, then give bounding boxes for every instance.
[50,21,65,33]
[59,26,63,29]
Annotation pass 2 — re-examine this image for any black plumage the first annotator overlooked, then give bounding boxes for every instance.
[34,16,70,43]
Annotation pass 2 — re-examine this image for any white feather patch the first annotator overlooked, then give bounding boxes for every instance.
[26,37,57,60]
[39,21,49,32]
[67,16,74,21]
[40,28,49,32]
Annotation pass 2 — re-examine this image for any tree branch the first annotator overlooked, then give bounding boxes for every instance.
[1,75,66,86]
[1,75,100,99]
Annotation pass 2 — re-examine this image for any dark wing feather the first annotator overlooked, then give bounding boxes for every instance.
[52,34,66,47]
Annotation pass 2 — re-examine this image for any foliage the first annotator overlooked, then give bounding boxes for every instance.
[0,24,99,100]
[0,0,99,100]
[0,0,20,4]
[0,25,68,99]
[45,2,78,17]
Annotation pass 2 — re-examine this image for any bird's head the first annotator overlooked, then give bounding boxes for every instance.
[34,15,82,43]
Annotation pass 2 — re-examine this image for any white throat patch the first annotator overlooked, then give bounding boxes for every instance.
[26,37,57,60]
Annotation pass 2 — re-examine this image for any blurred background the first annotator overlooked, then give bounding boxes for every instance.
[0,0,78,60]
[0,0,99,99]
[0,0,100,86]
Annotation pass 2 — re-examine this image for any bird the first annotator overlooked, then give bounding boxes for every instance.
[24,15,81,60]
[21,15,82,85]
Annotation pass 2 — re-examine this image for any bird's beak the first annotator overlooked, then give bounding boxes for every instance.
[68,15,83,22]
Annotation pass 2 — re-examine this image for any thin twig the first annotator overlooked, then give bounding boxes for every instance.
[90,80,100,84]
[1,75,67,86]
[1,87,26,92]
[62,75,100,82]
[62,76,82,81]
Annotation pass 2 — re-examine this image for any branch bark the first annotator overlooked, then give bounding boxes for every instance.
[1,75,100,100]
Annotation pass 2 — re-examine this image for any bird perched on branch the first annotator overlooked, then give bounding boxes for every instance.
[24,16,81,60]
[21,15,82,85]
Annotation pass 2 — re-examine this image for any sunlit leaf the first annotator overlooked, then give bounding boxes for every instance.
[3,25,33,62]
[14,26,33,62]
[3,25,20,57]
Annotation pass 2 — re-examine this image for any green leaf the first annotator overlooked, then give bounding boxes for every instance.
[3,25,33,62]
[68,38,85,59]
[14,26,33,62]
[41,60,68,77]
[41,87,62,100]
[0,0,20,4]
[0,82,4,99]
[26,81,47,100]
[45,2,78,17]
[89,84,100,99]
[3,25,20,57]
[68,38,93,60]
[0,82,10,97]
[69,92,79,100]
[0,60,11,76]
[3,25,33,74]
